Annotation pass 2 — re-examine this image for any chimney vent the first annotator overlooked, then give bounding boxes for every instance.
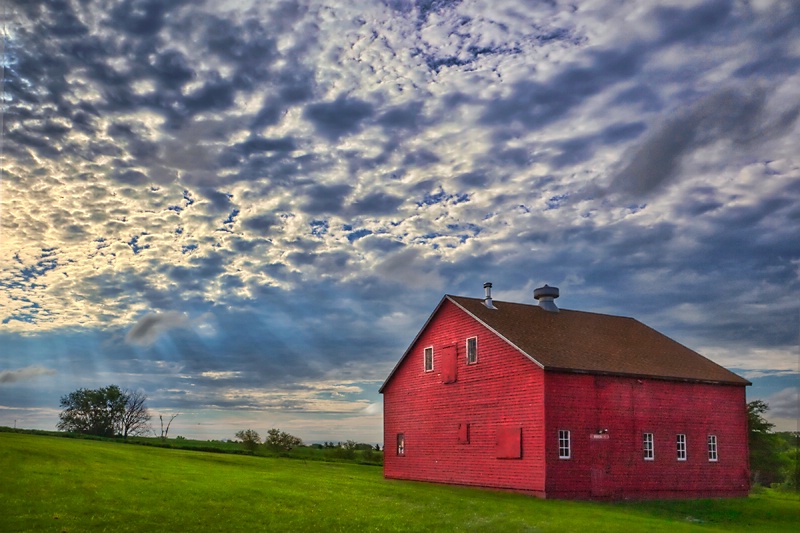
[483,282,497,309]
[534,284,559,313]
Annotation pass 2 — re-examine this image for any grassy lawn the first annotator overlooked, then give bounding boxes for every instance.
[1,433,797,532]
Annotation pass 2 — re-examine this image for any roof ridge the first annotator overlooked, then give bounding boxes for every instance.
[447,294,636,320]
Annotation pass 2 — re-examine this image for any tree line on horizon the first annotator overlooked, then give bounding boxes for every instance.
[234,428,381,453]
[54,384,379,450]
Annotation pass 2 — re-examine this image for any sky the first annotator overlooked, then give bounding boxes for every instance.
[1,0,799,444]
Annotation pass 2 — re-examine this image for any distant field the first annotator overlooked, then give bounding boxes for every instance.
[1,433,797,532]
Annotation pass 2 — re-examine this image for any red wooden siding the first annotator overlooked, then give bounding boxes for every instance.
[383,299,546,494]
[544,372,750,499]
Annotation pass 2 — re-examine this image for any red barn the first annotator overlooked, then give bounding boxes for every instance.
[380,283,750,500]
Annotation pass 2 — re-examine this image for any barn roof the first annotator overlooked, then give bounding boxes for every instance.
[380,295,749,392]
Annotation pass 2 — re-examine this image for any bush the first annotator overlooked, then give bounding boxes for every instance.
[332,446,356,460]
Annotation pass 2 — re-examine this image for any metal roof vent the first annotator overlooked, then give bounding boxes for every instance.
[534,284,559,313]
[483,282,497,309]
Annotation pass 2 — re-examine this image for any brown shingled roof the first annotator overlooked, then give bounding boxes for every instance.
[447,295,749,385]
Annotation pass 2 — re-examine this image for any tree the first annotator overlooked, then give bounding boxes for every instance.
[119,388,152,438]
[779,437,800,490]
[265,428,303,450]
[748,400,789,485]
[748,400,775,435]
[235,429,262,452]
[57,385,125,437]
[57,385,151,438]
[159,413,179,440]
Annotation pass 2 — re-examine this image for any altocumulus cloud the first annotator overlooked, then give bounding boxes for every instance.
[1,0,799,439]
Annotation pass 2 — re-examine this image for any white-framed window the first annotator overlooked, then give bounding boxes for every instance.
[466,336,478,364]
[643,432,654,460]
[676,434,687,461]
[397,433,405,456]
[558,430,571,459]
[708,435,718,462]
[423,346,433,372]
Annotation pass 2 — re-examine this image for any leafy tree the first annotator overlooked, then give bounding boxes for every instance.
[748,400,775,435]
[748,400,790,485]
[780,443,800,490]
[57,386,122,437]
[235,429,262,451]
[265,428,303,450]
[57,385,151,438]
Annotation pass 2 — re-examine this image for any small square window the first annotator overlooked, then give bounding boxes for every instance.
[423,346,433,372]
[708,435,718,462]
[676,434,687,461]
[397,433,405,456]
[458,423,470,444]
[643,432,654,461]
[466,337,478,364]
[558,430,571,459]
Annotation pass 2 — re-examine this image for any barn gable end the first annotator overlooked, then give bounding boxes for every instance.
[382,298,547,494]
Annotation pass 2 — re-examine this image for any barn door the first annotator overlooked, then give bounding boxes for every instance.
[441,345,457,384]
[590,436,612,498]
[591,376,616,498]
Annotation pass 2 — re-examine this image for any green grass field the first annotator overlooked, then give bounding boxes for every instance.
[1,433,797,532]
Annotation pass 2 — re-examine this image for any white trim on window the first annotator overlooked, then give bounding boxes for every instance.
[676,433,687,461]
[643,432,654,461]
[558,429,571,459]
[397,433,405,456]
[707,434,718,462]
[423,346,433,372]
[466,336,478,365]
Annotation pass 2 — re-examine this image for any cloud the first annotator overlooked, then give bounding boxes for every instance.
[125,311,191,346]
[349,191,405,216]
[766,387,800,420]
[2,0,799,441]
[303,95,375,141]
[362,402,383,415]
[608,86,799,198]
[653,0,734,45]
[0,366,57,384]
